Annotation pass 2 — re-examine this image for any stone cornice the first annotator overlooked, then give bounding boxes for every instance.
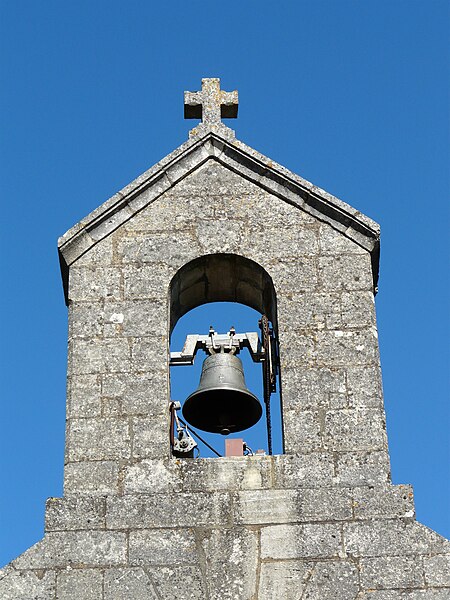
[58,128,380,303]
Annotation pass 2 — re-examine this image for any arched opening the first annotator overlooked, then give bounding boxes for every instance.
[169,254,283,458]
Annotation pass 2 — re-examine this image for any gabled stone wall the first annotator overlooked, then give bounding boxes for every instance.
[1,143,448,599]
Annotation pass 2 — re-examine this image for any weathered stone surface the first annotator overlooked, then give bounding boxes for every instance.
[235,487,352,525]
[335,450,391,486]
[273,452,335,487]
[258,561,311,599]
[102,371,167,415]
[300,560,359,599]
[69,266,122,301]
[0,566,56,600]
[146,565,205,600]
[106,492,231,529]
[260,523,342,559]
[56,568,103,600]
[123,458,182,494]
[64,460,119,495]
[131,416,169,460]
[201,528,258,600]
[66,418,131,461]
[67,374,102,417]
[360,555,425,589]
[344,521,449,558]
[178,456,273,492]
[424,554,450,586]
[353,485,415,520]
[324,408,386,451]
[104,568,158,599]
[70,338,131,374]
[129,529,198,566]
[45,496,106,531]
[358,592,450,599]
[12,531,127,569]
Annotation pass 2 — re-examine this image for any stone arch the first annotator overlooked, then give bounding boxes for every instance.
[169,253,278,336]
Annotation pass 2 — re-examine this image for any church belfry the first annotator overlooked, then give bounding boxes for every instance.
[1,78,449,599]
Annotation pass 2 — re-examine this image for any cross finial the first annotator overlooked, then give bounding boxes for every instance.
[184,78,238,137]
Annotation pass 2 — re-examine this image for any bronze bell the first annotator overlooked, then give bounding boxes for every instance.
[182,351,262,435]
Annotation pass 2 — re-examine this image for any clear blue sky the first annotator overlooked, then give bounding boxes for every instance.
[0,0,449,567]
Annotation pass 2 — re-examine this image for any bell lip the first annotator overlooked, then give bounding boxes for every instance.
[182,387,263,434]
[184,384,260,404]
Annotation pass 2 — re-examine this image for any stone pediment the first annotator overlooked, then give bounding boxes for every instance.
[58,127,380,303]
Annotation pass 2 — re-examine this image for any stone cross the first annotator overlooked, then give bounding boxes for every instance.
[184,78,238,125]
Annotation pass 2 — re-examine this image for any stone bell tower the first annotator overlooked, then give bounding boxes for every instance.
[1,78,449,599]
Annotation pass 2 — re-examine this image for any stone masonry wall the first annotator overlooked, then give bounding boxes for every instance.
[1,157,449,599]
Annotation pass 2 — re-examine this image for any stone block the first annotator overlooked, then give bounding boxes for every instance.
[102,371,167,415]
[106,492,231,529]
[324,408,386,451]
[131,416,170,459]
[279,292,342,332]
[123,458,182,494]
[76,236,113,267]
[12,531,127,569]
[0,566,56,600]
[67,374,102,417]
[358,591,450,599]
[104,300,165,337]
[70,338,131,374]
[353,485,415,520]
[178,456,273,492]
[146,565,205,600]
[104,567,159,599]
[310,560,360,599]
[319,222,367,254]
[343,520,450,558]
[130,336,167,373]
[281,367,347,411]
[64,461,119,495]
[335,450,391,486]
[69,302,104,338]
[318,253,373,291]
[129,529,198,566]
[315,328,380,366]
[278,332,316,368]
[341,290,376,328]
[235,487,352,525]
[123,264,172,299]
[260,523,342,559]
[117,231,201,266]
[273,452,335,488]
[244,223,319,261]
[270,257,319,293]
[45,496,106,531]
[201,528,258,600]
[258,561,311,600]
[424,554,450,586]
[69,266,121,301]
[56,568,103,600]
[66,417,131,461]
[346,364,383,408]
[196,218,243,255]
[360,555,425,589]
[283,409,322,453]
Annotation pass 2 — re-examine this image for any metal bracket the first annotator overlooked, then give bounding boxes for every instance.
[170,327,264,366]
